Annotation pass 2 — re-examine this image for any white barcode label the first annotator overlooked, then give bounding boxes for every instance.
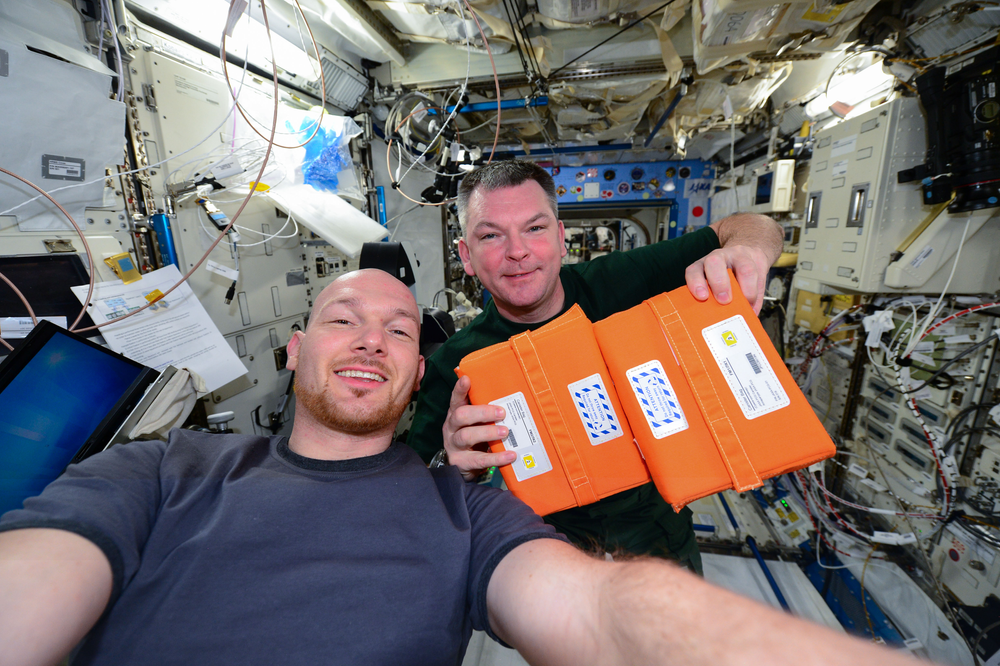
[568,373,625,445]
[490,392,552,482]
[625,360,688,439]
[702,315,790,420]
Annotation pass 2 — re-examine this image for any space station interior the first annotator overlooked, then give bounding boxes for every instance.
[3,0,1000,663]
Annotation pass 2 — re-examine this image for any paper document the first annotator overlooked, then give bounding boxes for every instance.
[71,265,246,392]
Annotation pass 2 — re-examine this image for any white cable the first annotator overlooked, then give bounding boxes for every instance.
[198,207,298,247]
[233,215,298,247]
[102,0,124,102]
[95,0,106,60]
[0,22,256,220]
[394,0,472,186]
[902,216,973,358]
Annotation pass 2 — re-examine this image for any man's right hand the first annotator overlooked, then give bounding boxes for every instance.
[443,375,518,480]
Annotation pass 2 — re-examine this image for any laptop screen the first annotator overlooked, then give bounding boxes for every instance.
[0,321,157,516]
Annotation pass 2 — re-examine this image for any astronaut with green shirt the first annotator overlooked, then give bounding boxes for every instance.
[407,160,783,573]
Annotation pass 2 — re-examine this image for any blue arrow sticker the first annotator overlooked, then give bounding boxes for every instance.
[568,373,625,446]
[625,360,689,439]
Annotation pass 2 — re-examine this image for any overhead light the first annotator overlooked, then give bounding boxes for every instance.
[806,57,894,119]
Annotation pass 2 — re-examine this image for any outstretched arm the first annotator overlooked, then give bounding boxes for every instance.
[488,538,922,666]
[687,213,784,314]
[0,528,112,666]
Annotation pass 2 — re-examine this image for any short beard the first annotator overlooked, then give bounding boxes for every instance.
[294,362,411,435]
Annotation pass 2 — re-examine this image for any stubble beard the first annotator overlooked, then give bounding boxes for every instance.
[295,360,411,435]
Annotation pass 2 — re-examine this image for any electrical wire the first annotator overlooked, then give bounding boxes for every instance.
[548,0,680,79]
[383,0,501,204]
[0,167,96,331]
[901,217,974,359]
[101,0,125,102]
[219,0,326,150]
[973,619,1000,666]
[0,41,257,221]
[198,207,299,247]
[0,270,38,327]
[72,0,284,334]
[861,548,878,641]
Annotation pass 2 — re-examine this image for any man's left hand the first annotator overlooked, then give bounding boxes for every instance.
[685,244,772,315]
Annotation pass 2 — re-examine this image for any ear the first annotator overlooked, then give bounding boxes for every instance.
[558,220,567,259]
[457,238,476,277]
[285,330,305,371]
[415,355,425,390]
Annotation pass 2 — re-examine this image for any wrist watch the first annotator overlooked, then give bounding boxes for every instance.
[429,448,449,469]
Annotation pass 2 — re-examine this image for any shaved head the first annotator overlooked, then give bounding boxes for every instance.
[286,268,424,445]
[309,269,420,334]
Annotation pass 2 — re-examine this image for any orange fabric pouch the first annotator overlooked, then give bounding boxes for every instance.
[456,305,651,516]
[593,272,835,510]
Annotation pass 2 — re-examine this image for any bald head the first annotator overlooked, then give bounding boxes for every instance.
[286,268,425,456]
[309,269,420,333]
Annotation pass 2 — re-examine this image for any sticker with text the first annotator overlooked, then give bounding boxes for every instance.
[702,315,790,420]
[625,360,688,439]
[568,373,624,445]
[490,391,552,482]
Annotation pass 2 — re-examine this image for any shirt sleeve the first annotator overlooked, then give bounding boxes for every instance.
[463,482,568,643]
[0,439,166,602]
[407,356,455,464]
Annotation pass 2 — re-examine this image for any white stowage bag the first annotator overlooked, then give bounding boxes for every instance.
[263,111,388,257]
[129,368,208,441]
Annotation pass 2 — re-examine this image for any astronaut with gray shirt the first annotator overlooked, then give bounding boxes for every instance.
[0,269,918,666]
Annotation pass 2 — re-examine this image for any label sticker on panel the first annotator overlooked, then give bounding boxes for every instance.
[625,360,688,439]
[568,373,624,445]
[702,315,790,420]
[490,392,552,482]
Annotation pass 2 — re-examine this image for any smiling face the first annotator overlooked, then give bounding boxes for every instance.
[286,270,424,442]
[458,180,567,323]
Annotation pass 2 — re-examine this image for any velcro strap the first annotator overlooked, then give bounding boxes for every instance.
[647,296,761,491]
[510,332,598,506]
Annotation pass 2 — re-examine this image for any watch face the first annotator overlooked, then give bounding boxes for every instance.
[430,449,448,468]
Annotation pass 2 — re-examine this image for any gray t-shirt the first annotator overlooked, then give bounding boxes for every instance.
[0,429,562,665]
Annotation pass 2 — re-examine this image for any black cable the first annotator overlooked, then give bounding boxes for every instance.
[949,402,998,435]
[501,0,538,88]
[973,619,1000,666]
[549,0,680,79]
[501,0,544,90]
[877,334,1000,395]
[518,6,544,88]
[944,426,1000,455]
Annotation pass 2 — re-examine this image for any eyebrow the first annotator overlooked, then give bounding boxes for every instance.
[470,212,550,233]
[320,296,420,327]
